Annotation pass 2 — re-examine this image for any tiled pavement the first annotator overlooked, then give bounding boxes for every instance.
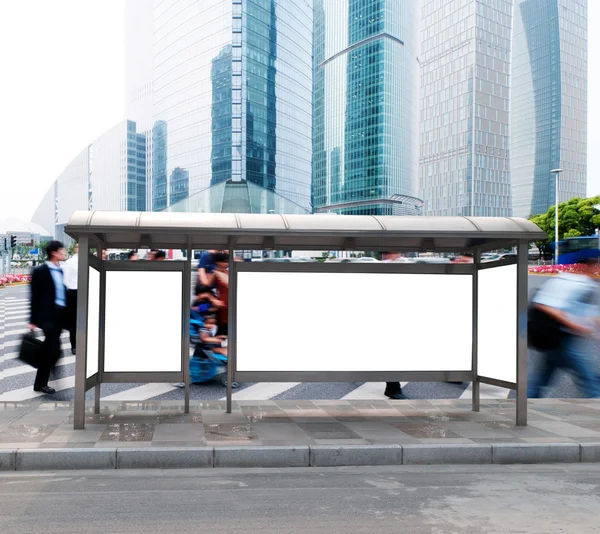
[1,398,600,449]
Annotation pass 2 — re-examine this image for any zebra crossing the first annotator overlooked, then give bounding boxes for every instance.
[0,285,515,402]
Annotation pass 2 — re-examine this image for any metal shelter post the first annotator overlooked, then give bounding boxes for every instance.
[183,248,192,414]
[472,249,481,412]
[74,236,90,430]
[95,253,106,415]
[226,247,235,414]
[516,240,529,426]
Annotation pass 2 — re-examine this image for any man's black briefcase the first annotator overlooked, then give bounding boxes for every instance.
[18,332,43,369]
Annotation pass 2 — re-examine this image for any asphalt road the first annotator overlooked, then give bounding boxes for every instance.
[0,465,599,533]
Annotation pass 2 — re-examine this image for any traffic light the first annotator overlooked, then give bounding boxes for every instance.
[9,235,16,249]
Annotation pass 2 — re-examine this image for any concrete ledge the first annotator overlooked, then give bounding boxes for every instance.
[492,443,580,464]
[117,447,214,469]
[402,444,492,465]
[214,446,309,468]
[0,450,16,471]
[309,445,402,467]
[5,441,600,471]
[16,448,116,470]
[579,443,600,463]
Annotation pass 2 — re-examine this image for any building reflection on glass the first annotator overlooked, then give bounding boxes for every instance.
[150,0,312,215]
[152,120,167,212]
[170,167,189,206]
[313,0,420,217]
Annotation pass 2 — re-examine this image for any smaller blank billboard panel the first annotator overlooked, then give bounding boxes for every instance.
[478,264,517,383]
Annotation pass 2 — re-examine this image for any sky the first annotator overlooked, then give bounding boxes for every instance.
[0,0,598,222]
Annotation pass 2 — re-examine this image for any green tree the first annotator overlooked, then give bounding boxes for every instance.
[530,196,600,257]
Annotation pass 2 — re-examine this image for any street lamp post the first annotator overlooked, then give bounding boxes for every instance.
[550,169,563,264]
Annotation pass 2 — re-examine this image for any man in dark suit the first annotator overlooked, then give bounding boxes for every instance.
[28,241,68,394]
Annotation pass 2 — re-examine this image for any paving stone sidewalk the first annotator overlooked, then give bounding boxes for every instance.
[1,398,600,469]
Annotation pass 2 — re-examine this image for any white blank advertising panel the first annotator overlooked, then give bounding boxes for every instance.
[236,272,473,372]
[86,267,100,379]
[477,264,517,383]
[104,271,183,373]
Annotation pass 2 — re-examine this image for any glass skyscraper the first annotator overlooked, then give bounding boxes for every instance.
[419,0,513,217]
[32,121,147,237]
[511,0,587,218]
[312,0,421,216]
[144,0,313,214]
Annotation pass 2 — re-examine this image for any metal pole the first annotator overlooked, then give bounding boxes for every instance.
[516,240,529,426]
[183,247,192,415]
[555,172,559,263]
[95,251,107,415]
[551,169,563,264]
[472,249,481,412]
[226,247,235,414]
[74,236,90,430]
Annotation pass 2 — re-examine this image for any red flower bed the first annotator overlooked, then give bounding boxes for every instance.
[528,264,600,277]
[0,274,32,287]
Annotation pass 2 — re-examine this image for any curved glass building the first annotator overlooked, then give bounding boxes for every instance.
[32,120,147,241]
[148,0,312,213]
[511,0,587,218]
[312,0,420,216]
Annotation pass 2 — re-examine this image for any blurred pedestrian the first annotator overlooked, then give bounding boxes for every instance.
[152,250,166,261]
[128,250,139,261]
[212,252,229,336]
[28,241,68,394]
[62,243,78,355]
[197,249,220,287]
[528,258,600,398]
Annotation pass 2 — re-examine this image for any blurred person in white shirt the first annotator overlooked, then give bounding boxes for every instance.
[62,244,78,355]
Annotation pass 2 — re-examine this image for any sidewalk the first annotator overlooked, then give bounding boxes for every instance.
[1,398,600,470]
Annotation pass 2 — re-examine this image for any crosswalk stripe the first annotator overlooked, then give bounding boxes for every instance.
[0,376,74,401]
[0,356,75,379]
[101,383,179,401]
[219,382,301,401]
[2,327,30,337]
[341,382,409,400]
[2,333,69,351]
[0,343,71,364]
[459,382,510,400]
[4,317,30,324]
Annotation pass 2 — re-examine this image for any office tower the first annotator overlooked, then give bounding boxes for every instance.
[511,0,587,218]
[420,0,513,217]
[32,121,147,238]
[148,0,313,213]
[313,0,422,216]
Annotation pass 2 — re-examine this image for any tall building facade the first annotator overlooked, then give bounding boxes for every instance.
[511,0,587,218]
[32,121,147,238]
[142,0,313,213]
[312,0,421,216]
[419,0,513,217]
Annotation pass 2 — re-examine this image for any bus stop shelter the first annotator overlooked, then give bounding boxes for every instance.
[65,211,546,429]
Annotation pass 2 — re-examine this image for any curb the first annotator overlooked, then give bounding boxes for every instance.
[1,442,600,471]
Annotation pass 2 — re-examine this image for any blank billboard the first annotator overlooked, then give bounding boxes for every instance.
[236,271,473,372]
[86,267,100,379]
[478,264,517,383]
[104,271,183,373]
